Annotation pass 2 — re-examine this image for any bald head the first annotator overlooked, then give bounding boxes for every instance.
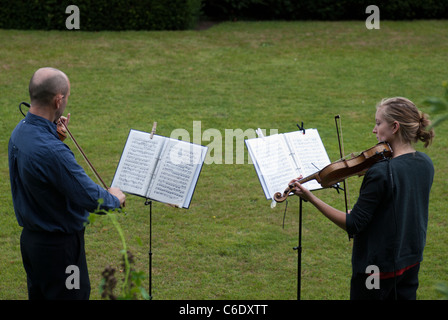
[29,67,70,107]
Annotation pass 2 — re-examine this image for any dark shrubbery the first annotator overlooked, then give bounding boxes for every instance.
[0,0,446,31]
[0,0,203,30]
[203,0,448,21]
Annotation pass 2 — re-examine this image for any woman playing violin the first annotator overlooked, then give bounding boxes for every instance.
[290,97,434,300]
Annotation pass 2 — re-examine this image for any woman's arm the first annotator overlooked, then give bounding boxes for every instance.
[291,177,347,231]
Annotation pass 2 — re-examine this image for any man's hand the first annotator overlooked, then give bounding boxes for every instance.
[108,187,126,207]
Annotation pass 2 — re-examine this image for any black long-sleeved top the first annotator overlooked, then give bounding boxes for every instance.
[346,151,434,274]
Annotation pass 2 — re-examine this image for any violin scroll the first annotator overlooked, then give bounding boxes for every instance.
[273,184,296,203]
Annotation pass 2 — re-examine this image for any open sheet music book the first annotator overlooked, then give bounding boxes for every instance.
[245,129,331,200]
[111,129,208,208]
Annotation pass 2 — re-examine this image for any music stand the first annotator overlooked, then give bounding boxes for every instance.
[145,199,153,299]
[293,198,304,300]
[292,185,343,300]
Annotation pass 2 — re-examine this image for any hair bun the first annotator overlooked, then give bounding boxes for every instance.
[417,112,435,148]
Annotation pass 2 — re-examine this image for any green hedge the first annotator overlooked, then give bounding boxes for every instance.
[1,0,446,31]
[0,0,203,31]
[203,0,448,21]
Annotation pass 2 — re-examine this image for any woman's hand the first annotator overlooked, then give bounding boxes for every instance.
[289,175,313,202]
[289,176,347,231]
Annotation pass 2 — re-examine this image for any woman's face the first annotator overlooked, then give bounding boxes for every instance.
[373,107,395,143]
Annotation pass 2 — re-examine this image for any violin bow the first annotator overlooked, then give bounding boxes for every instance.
[20,103,108,190]
[335,115,350,214]
[61,119,127,209]
[59,119,109,190]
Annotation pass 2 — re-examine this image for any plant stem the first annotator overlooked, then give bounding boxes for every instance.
[107,213,131,295]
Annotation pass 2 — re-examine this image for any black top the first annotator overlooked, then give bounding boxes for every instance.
[346,151,434,274]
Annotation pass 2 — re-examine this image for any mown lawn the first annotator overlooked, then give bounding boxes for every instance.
[0,20,447,300]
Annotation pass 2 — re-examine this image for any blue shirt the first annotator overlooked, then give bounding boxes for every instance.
[8,112,120,233]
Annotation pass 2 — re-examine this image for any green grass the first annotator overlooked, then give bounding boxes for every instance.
[1,20,447,300]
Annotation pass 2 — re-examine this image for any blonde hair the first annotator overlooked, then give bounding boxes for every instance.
[376,97,434,148]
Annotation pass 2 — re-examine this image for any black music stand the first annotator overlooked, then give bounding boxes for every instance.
[286,121,348,300]
[292,186,343,300]
[144,122,157,299]
[293,198,304,300]
[145,199,153,300]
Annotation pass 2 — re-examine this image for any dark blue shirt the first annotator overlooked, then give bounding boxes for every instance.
[8,112,120,233]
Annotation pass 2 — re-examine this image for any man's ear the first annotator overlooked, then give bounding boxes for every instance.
[54,94,64,109]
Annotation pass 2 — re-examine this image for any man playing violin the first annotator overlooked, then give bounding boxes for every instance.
[290,97,434,300]
[8,67,126,299]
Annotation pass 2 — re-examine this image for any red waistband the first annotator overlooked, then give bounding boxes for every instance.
[379,262,420,280]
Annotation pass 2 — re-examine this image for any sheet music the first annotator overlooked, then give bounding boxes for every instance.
[246,134,300,199]
[284,129,331,190]
[148,139,206,208]
[112,130,207,208]
[111,130,164,196]
[246,128,331,200]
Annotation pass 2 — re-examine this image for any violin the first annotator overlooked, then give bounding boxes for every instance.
[273,142,393,203]
[19,102,68,141]
[57,124,68,141]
